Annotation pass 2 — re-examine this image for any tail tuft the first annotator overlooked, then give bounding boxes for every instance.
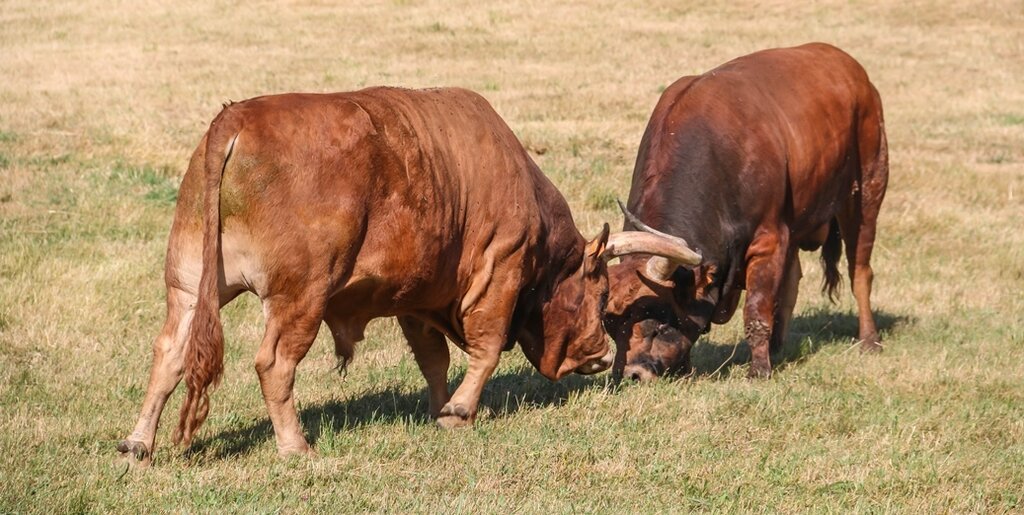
[172,303,224,446]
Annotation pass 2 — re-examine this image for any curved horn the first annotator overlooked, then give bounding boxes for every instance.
[603,200,702,281]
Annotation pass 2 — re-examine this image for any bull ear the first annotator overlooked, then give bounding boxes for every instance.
[584,223,610,274]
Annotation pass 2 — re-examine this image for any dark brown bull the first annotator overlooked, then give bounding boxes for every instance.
[604,43,889,381]
[117,87,694,464]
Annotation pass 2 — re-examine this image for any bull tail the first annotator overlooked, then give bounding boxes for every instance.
[173,109,240,446]
[820,217,842,303]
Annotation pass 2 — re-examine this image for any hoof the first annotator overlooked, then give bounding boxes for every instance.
[116,440,151,467]
[277,442,314,458]
[436,403,473,429]
[860,339,883,353]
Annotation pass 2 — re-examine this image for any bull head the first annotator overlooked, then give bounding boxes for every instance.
[519,216,703,382]
[602,201,710,382]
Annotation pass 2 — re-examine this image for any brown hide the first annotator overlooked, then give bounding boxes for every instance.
[605,43,889,380]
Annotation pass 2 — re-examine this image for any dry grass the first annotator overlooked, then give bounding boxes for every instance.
[1,0,1022,512]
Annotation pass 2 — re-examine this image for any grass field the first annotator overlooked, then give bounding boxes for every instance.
[2,0,1023,512]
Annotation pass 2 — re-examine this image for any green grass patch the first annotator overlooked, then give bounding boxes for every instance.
[100,160,180,204]
[997,112,1024,126]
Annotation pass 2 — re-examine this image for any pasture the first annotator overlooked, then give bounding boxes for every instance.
[1,0,1022,512]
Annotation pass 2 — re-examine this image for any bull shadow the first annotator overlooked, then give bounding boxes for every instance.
[189,310,908,460]
[689,308,910,378]
[197,366,608,461]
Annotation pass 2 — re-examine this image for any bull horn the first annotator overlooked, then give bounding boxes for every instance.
[604,200,702,281]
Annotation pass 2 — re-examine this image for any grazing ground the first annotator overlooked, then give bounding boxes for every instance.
[1,0,1022,512]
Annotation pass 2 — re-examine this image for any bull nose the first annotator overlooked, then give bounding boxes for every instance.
[622,364,657,382]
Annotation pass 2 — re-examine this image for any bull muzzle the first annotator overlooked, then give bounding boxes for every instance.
[621,363,659,382]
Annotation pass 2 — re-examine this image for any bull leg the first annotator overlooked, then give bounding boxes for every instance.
[770,252,802,354]
[743,227,789,378]
[436,293,516,429]
[838,216,884,351]
[397,316,451,418]
[837,214,880,352]
[436,342,501,429]
[117,286,193,466]
[254,293,326,456]
[840,102,889,352]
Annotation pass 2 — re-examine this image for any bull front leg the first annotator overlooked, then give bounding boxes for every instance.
[743,227,789,378]
[436,341,501,429]
[435,286,517,429]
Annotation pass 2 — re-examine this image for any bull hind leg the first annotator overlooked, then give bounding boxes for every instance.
[397,316,451,418]
[836,211,880,352]
[839,99,890,352]
[118,226,254,465]
[770,253,802,354]
[743,227,790,378]
[117,286,195,466]
[254,291,328,456]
